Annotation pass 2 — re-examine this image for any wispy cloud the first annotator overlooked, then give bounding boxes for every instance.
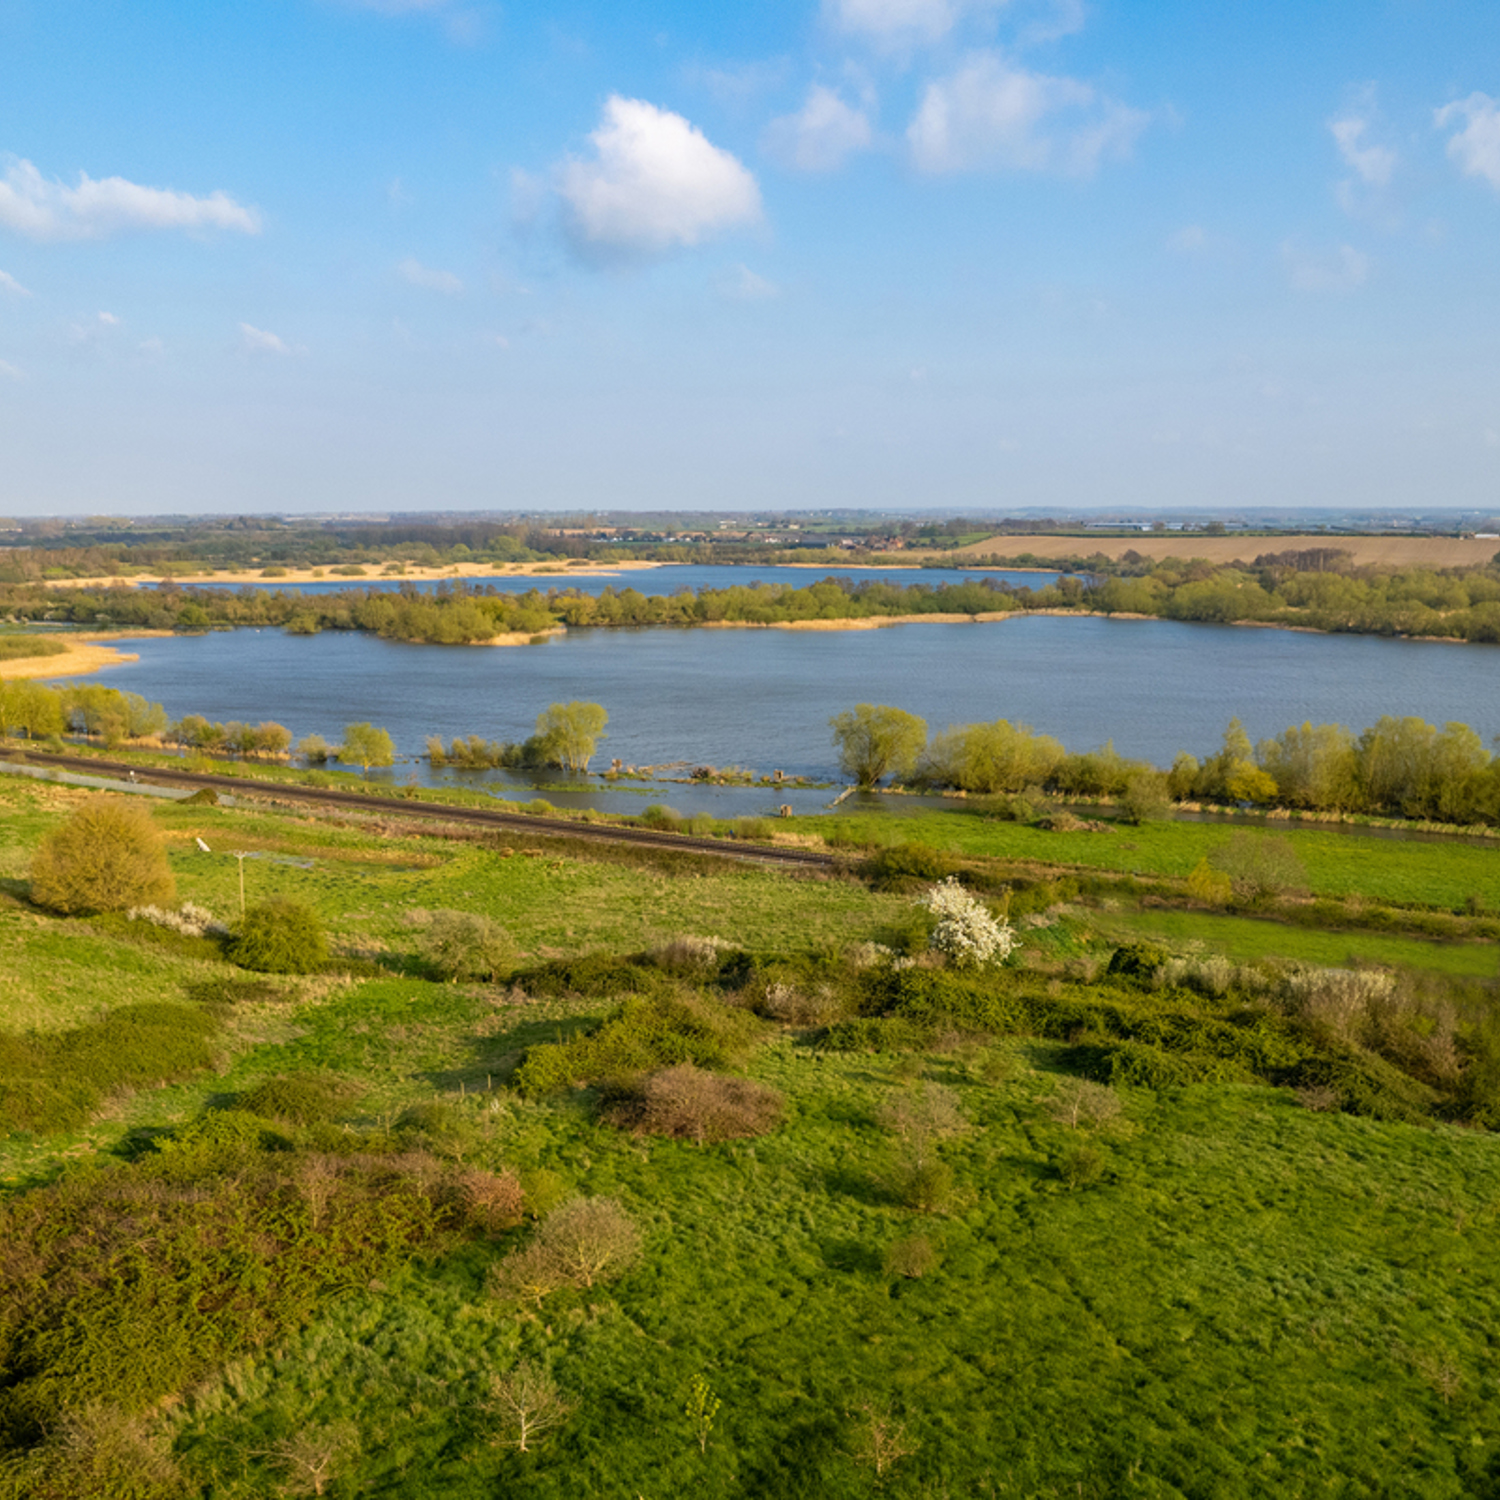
[1282,241,1369,293]
[1167,225,1207,255]
[1331,115,1395,189]
[0,156,260,242]
[718,263,780,300]
[239,322,303,355]
[0,358,23,381]
[398,256,463,294]
[0,269,29,296]
[907,52,1148,175]
[825,0,999,48]
[557,96,761,258]
[765,85,874,172]
[1330,94,1398,222]
[1436,92,1500,190]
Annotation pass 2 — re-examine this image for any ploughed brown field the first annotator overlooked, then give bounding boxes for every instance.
[942,532,1500,568]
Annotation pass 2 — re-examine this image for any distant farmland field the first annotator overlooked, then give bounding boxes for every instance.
[945,532,1500,568]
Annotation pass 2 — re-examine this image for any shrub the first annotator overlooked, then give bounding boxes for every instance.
[1208,832,1310,904]
[1106,942,1169,985]
[604,1064,784,1143]
[492,1195,642,1303]
[863,842,955,891]
[1058,1142,1105,1188]
[127,902,226,938]
[757,978,842,1026]
[649,934,731,973]
[539,1196,641,1287]
[447,1167,527,1232]
[895,1156,954,1214]
[513,993,760,1096]
[919,878,1014,967]
[1119,770,1172,824]
[418,909,514,983]
[238,1072,357,1125]
[226,899,330,974]
[29,800,175,915]
[1046,1078,1124,1130]
[884,1232,939,1279]
[877,1081,966,1142]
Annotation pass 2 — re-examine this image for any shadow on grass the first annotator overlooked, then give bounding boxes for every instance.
[419,1011,602,1094]
[822,1163,899,1210]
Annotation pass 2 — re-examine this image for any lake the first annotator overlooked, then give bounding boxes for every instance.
[81,614,1500,814]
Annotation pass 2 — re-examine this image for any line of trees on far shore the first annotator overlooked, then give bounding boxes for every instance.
[9,548,1500,645]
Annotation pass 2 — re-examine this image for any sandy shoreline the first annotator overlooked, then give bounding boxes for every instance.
[0,630,175,681]
[38,560,665,591]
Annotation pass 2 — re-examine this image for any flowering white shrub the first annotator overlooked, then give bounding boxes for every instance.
[918,878,1014,967]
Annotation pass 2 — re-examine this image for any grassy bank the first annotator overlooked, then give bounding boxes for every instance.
[0,774,1498,1496]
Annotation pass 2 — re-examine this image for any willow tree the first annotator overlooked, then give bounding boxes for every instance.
[830,704,927,788]
[534,701,608,774]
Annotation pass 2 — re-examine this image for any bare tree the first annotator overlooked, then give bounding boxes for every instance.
[485,1361,575,1452]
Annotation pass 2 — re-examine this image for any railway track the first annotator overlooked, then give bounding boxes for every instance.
[0,748,838,872]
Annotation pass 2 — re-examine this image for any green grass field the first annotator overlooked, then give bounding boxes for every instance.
[1,772,1499,1497]
[821,805,1500,911]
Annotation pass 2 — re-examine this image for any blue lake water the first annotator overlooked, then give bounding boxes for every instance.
[186,563,1062,597]
[73,614,1500,814]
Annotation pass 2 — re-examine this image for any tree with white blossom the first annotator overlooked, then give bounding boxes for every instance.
[919,878,1013,967]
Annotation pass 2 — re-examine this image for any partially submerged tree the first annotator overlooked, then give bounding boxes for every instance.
[338,722,395,772]
[830,704,927,788]
[533,701,608,774]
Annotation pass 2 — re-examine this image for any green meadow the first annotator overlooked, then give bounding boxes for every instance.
[0,771,1497,1497]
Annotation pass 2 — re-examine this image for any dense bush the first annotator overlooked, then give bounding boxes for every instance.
[238,1072,358,1125]
[513,993,761,1097]
[0,1003,222,1136]
[29,800,175,916]
[417,909,514,983]
[862,842,955,891]
[0,1146,465,1448]
[226,899,330,974]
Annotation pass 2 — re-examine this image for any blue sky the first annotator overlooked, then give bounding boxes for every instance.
[2,0,1500,516]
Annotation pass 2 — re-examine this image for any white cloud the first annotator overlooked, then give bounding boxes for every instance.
[718,263,780,300]
[398,256,464,294]
[826,0,996,47]
[557,96,761,257]
[97,310,120,326]
[239,322,301,355]
[1331,115,1395,188]
[138,337,165,356]
[1167,225,1207,254]
[1436,93,1500,190]
[765,85,874,172]
[1282,241,1368,293]
[907,52,1148,175]
[0,358,23,381]
[0,269,29,296]
[0,156,260,242]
